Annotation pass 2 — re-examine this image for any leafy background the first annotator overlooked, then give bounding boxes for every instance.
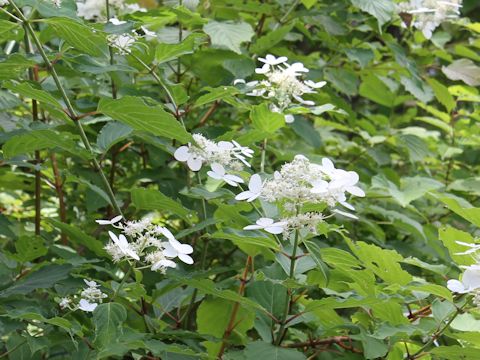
[0,0,480,359]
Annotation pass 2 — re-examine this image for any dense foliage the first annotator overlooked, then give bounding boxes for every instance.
[0,0,480,359]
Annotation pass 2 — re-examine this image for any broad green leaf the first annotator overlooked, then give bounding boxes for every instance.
[324,68,359,96]
[4,310,72,332]
[408,284,453,301]
[243,341,306,360]
[438,196,480,228]
[4,81,62,109]
[48,219,107,257]
[370,300,409,325]
[11,236,47,263]
[194,86,239,108]
[442,59,480,87]
[350,0,395,26]
[212,229,279,254]
[0,264,72,297]
[400,76,434,103]
[438,226,476,266]
[0,20,24,41]
[2,129,89,159]
[360,75,395,107]
[155,35,196,64]
[303,240,329,284]
[97,96,191,143]
[131,188,194,221]
[96,121,133,152]
[0,54,35,80]
[93,303,127,349]
[427,77,456,113]
[247,281,287,321]
[430,346,480,360]
[44,17,107,57]
[203,21,254,54]
[250,103,285,134]
[250,23,294,54]
[346,239,412,285]
[290,118,322,147]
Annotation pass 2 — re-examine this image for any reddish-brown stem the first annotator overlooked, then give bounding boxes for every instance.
[217,256,253,359]
[194,101,219,129]
[50,153,67,244]
[283,335,361,354]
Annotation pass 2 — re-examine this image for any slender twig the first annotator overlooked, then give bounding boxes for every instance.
[105,0,117,99]
[50,153,67,244]
[260,138,267,173]
[217,256,253,359]
[8,0,123,217]
[194,100,219,129]
[111,266,132,301]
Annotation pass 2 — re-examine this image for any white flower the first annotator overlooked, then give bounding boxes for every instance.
[304,80,327,89]
[109,17,126,25]
[141,26,157,40]
[108,231,140,261]
[258,54,288,66]
[235,174,262,202]
[455,241,480,255]
[244,218,287,234]
[159,227,194,264]
[78,299,98,312]
[96,215,123,226]
[207,163,244,187]
[174,145,203,171]
[108,33,136,54]
[284,114,295,123]
[447,265,480,294]
[332,209,359,220]
[59,297,71,309]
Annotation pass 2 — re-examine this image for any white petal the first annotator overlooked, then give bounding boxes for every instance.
[347,186,365,197]
[174,146,190,161]
[255,64,270,74]
[244,224,262,230]
[178,253,194,264]
[265,226,284,234]
[224,174,244,184]
[447,279,468,293]
[246,193,261,202]
[462,267,480,290]
[218,141,234,150]
[169,238,193,254]
[108,231,119,243]
[110,215,123,224]
[163,243,178,258]
[160,227,176,242]
[210,163,225,176]
[284,114,295,123]
[233,79,246,85]
[257,218,274,226]
[332,209,358,219]
[340,201,355,211]
[79,299,97,312]
[207,171,223,180]
[235,191,253,201]
[96,219,112,225]
[187,157,202,171]
[248,174,262,192]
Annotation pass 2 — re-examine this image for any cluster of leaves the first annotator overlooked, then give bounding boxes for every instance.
[0,0,480,359]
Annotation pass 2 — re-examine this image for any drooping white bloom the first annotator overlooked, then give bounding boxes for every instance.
[78,299,98,312]
[397,0,462,39]
[96,215,123,226]
[99,217,195,273]
[235,54,327,122]
[244,218,287,234]
[108,33,136,54]
[235,174,263,202]
[174,134,253,172]
[77,0,146,21]
[447,264,480,294]
[109,17,127,25]
[107,231,140,261]
[59,297,71,309]
[207,163,244,187]
[81,279,108,303]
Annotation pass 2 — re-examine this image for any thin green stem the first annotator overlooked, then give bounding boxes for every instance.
[105,0,117,99]
[274,226,300,345]
[111,265,132,301]
[8,0,123,217]
[260,138,267,173]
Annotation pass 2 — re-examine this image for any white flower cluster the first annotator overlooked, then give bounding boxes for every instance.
[239,155,365,236]
[174,134,253,186]
[397,0,462,39]
[59,279,107,312]
[235,54,326,123]
[97,215,194,273]
[77,0,145,21]
[107,33,137,54]
[447,241,480,305]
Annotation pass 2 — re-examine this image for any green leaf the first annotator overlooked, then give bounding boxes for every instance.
[303,240,329,285]
[442,59,480,87]
[4,81,62,109]
[250,103,285,134]
[400,76,434,103]
[0,264,72,297]
[324,68,359,96]
[408,284,453,301]
[247,281,287,321]
[203,21,254,54]
[96,121,133,152]
[44,17,107,57]
[427,78,456,113]
[155,35,197,64]
[243,341,306,360]
[212,229,279,254]
[11,236,47,263]
[97,96,191,143]
[438,226,476,266]
[0,20,24,42]
[48,219,107,257]
[350,0,395,26]
[430,346,480,360]
[346,239,412,286]
[438,196,480,227]
[250,23,294,54]
[194,86,239,108]
[2,129,88,159]
[290,118,322,147]
[131,188,194,221]
[93,303,127,349]
[0,54,35,80]
[359,75,395,107]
